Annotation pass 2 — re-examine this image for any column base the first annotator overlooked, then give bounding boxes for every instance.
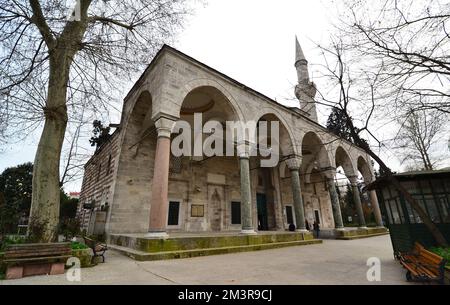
[358,226,369,229]
[145,231,169,239]
[240,229,257,235]
[334,227,346,231]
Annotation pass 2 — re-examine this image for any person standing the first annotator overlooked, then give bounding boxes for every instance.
[313,220,320,238]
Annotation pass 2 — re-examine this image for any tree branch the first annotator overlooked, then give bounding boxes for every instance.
[29,0,55,48]
[89,16,135,31]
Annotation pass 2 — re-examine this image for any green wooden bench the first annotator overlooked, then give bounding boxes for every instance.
[3,242,71,280]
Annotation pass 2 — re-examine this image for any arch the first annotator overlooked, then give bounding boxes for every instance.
[301,131,332,165]
[254,112,297,157]
[108,90,156,233]
[253,107,300,153]
[175,79,245,122]
[334,146,357,177]
[357,156,374,183]
[180,85,239,122]
[121,90,154,153]
[300,131,332,183]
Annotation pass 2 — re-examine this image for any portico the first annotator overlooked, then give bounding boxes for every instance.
[78,41,386,249]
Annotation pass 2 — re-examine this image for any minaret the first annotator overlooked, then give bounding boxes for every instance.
[294,37,318,122]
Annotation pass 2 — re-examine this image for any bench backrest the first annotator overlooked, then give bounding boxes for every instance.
[5,242,71,260]
[414,242,447,276]
[83,237,97,249]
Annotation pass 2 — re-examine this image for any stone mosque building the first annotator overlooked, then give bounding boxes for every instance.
[78,39,384,242]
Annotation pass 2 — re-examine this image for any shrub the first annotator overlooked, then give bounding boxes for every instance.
[0,235,26,252]
[70,241,88,250]
[59,218,81,241]
[430,247,450,266]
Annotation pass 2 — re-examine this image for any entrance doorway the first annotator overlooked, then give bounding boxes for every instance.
[257,193,269,231]
[209,186,224,231]
[314,210,321,224]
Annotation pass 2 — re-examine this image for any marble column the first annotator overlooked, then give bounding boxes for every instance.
[238,142,256,234]
[148,117,175,238]
[286,157,307,232]
[349,176,367,228]
[323,170,344,229]
[370,190,384,227]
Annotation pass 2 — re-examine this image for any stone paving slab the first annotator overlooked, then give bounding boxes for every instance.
[1,235,415,285]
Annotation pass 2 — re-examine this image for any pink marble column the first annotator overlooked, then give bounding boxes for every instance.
[148,117,174,236]
[370,190,384,227]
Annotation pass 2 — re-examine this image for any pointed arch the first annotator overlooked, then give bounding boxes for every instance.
[300,131,332,182]
[334,146,357,177]
[357,156,374,183]
[174,79,245,123]
[254,112,297,158]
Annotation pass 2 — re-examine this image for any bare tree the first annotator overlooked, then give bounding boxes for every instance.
[0,0,193,242]
[336,0,450,114]
[393,108,447,171]
[314,38,448,246]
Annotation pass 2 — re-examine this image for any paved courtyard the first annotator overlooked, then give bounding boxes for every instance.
[1,235,413,285]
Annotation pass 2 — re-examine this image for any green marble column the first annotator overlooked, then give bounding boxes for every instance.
[290,168,307,231]
[239,155,255,233]
[325,177,344,229]
[350,176,367,227]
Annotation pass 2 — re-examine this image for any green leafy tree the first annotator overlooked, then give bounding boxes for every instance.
[89,120,111,151]
[59,190,80,241]
[343,183,356,224]
[0,163,33,233]
[326,107,354,142]
[0,162,79,235]
[60,191,78,219]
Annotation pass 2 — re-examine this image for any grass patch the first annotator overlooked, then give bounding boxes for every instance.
[430,247,450,267]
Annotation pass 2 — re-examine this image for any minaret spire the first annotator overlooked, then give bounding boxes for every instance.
[295,36,307,65]
[294,36,318,122]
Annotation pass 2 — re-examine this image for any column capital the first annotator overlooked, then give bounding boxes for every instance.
[321,167,337,179]
[347,175,359,185]
[154,116,176,139]
[285,155,302,170]
[236,140,255,158]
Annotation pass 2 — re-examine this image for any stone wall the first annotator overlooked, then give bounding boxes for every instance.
[78,131,120,233]
[167,156,242,232]
[79,45,374,235]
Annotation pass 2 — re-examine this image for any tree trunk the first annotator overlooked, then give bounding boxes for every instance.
[26,1,92,242]
[28,55,70,243]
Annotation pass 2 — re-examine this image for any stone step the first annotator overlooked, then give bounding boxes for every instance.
[110,232,315,253]
[109,239,323,261]
[336,232,390,240]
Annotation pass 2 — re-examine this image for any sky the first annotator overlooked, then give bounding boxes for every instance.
[0,0,448,192]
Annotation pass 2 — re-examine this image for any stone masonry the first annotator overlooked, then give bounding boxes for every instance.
[78,40,384,237]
